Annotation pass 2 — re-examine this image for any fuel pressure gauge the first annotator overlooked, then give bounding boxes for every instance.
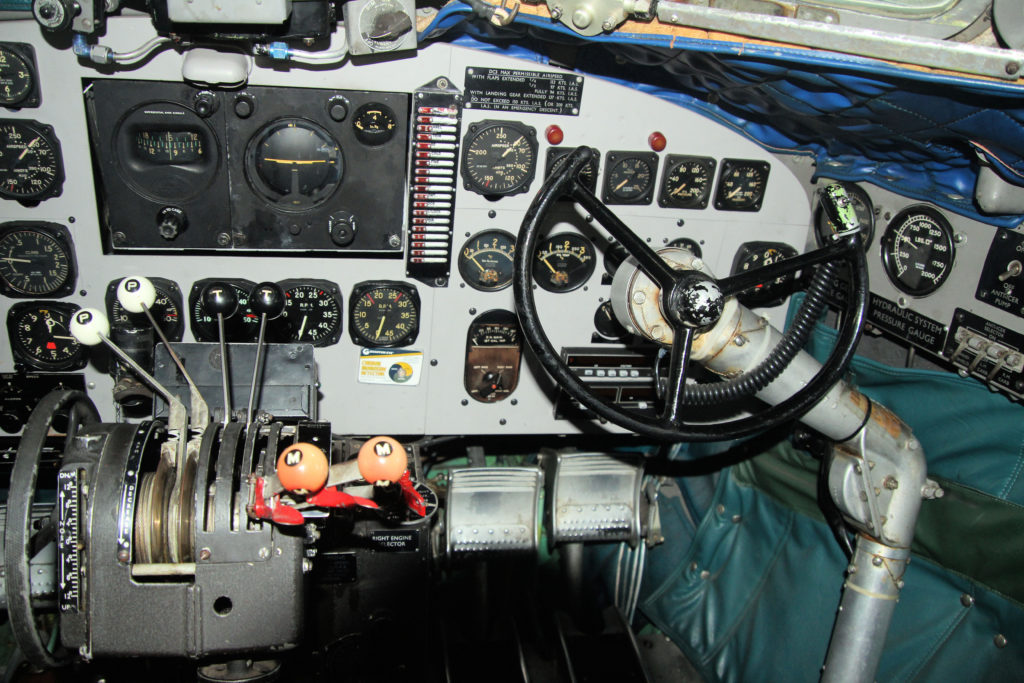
[714,159,770,212]
[659,155,715,209]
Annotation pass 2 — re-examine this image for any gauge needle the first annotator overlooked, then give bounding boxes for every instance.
[670,184,688,196]
[899,235,917,249]
[540,256,559,274]
[297,315,308,340]
[726,186,744,199]
[52,335,76,341]
[0,256,31,263]
[16,137,39,162]
[501,138,524,157]
[375,316,386,339]
[471,256,486,272]
[614,178,630,191]
[263,158,327,165]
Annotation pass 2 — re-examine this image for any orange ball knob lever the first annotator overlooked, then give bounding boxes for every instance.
[276,442,329,495]
[357,436,408,484]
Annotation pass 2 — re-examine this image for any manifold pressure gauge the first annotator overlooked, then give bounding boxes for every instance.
[460,120,538,197]
[0,222,75,297]
[189,278,260,342]
[0,119,64,203]
[349,281,420,347]
[458,229,516,291]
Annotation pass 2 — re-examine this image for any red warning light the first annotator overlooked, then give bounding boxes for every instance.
[648,131,667,152]
[546,125,564,145]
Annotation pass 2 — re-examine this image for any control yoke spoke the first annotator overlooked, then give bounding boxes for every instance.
[659,326,695,428]
[718,241,848,298]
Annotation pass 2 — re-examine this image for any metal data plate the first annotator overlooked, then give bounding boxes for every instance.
[545,452,643,546]
[446,467,541,556]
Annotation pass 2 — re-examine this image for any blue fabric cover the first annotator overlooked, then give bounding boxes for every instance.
[423,5,1024,228]
[638,324,1024,682]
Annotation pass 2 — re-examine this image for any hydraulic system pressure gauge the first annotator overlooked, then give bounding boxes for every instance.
[0,222,75,298]
[0,44,40,108]
[189,279,260,342]
[246,118,344,210]
[714,159,770,212]
[603,152,657,205]
[105,277,184,341]
[0,119,64,203]
[349,281,420,347]
[532,233,596,292]
[458,229,516,291]
[730,241,799,307]
[659,155,716,209]
[814,182,875,248]
[881,206,956,297]
[353,103,397,146]
[6,301,85,370]
[278,279,344,347]
[545,146,599,194]
[460,120,538,197]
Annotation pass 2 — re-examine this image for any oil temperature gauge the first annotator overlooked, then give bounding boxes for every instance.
[532,233,596,292]
[458,229,516,291]
[603,152,657,205]
[714,159,770,212]
[730,241,799,307]
[464,309,522,403]
[659,155,715,209]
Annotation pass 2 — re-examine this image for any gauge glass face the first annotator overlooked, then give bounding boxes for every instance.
[594,301,629,340]
[351,284,419,347]
[0,228,71,295]
[545,147,598,193]
[532,233,596,292]
[134,129,205,165]
[605,156,653,203]
[667,237,702,258]
[731,241,798,307]
[0,47,33,106]
[359,0,408,52]
[281,284,342,346]
[109,279,183,341]
[815,183,875,248]
[714,160,769,211]
[353,103,397,146]
[190,281,259,342]
[458,230,516,291]
[461,122,537,196]
[0,120,61,199]
[249,119,343,209]
[881,207,955,296]
[660,156,715,209]
[11,304,81,367]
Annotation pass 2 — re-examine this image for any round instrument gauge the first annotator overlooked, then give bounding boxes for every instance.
[0,119,63,202]
[106,277,184,341]
[349,282,420,348]
[880,206,955,297]
[604,154,655,204]
[545,147,599,193]
[659,156,716,209]
[461,120,538,197]
[532,233,596,292]
[247,118,344,210]
[0,225,74,297]
[714,159,770,212]
[189,279,260,342]
[0,46,36,107]
[594,301,629,341]
[667,237,703,258]
[730,241,799,307]
[279,282,343,347]
[458,229,516,291]
[359,0,410,52]
[814,182,875,248]
[6,302,84,370]
[353,103,397,146]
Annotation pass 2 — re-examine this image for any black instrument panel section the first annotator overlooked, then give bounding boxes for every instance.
[0,118,64,203]
[104,276,184,342]
[84,79,409,253]
[6,300,85,371]
[188,278,259,343]
[349,280,420,348]
[976,228,1024,319]
[0,42,41,109]
[0,221,76,298]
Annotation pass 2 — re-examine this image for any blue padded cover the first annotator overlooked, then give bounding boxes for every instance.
[423,5,1024,228]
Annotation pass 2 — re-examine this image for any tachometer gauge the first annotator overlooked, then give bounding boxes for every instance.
[881,206,955,296]
[730,241,799,307]
[814,182,875,248]
[349,281,420,347]
[545,146,599,193]
[105,277,184,341]
[0,223,75,297]
[278,280,343,347]
[0,119,63,202]
[0,44,39,108]
[714,159,770,212]
[247,118,344,209]
[659,155,716,209]
[189,279,260,342]
[603,152,657,205]
[458,229,516,291]
[532,233,596,292]
[460,120,538,197]
[6,301,85,370]
[353,103,397,146]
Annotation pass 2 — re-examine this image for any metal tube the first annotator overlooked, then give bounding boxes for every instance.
[141,304,209,425]
[217,313,232,425]
[246,315,268,424]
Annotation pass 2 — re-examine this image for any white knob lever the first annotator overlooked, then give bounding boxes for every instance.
[69,308,110,347]
[116,276,157,313]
